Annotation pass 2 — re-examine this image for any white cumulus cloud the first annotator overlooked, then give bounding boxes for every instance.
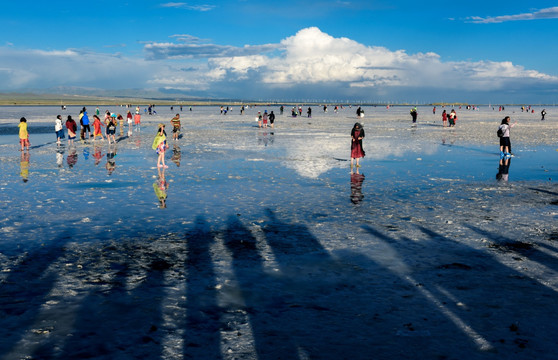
[0,27,556,102]
[197,27,557,93]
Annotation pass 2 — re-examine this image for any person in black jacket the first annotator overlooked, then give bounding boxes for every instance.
[350,122,365,169]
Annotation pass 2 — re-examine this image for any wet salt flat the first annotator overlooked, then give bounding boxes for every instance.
[1,105,558,359]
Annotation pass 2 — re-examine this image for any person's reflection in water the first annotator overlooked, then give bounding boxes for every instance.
[171,144,181,167]
[496,157,511,182]
[67,147,78,168]
[258,130,270,146]
[20,151,30,183]
[153,167,168,208]
[106,145,117,175]
[350,167,365,204]
[92,144,104,166]
[56,148,64,168]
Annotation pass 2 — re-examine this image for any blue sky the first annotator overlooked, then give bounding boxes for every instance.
[1,1,557,103]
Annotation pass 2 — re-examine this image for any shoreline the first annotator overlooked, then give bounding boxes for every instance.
[1,95,556,107]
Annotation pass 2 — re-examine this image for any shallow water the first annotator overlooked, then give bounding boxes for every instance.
[1,105,556,250]
[1,105,558,359]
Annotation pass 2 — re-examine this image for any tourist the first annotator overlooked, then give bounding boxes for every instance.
[442,110,448,127]
[55,115,64,144]
[152,123,168,168]
[257,111,262,128]
[449,109,457,127]
[134,112,141,132]
[171,113,181,140]
[262,110,269,128]
[269,111,276,128]
[18,117,30,151]
[117,113,124,136]
[106,114,117,144]
[92,115,105,141]
[410,107,418,124]
[498,116,517,158]
[350,122,365,169]
[66,115,77,145]
[81,107,91,139]
[356,106,365,118]
[541,109,546,121]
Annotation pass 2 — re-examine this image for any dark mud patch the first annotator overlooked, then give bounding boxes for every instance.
[437,263,472,270]
[488,241,534,254]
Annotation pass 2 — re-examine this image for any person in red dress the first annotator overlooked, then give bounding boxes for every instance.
[350,122,365,169]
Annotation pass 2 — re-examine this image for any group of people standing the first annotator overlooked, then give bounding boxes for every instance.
[53,107,143,146]
[441,109,457,127]
[256,110,275,128]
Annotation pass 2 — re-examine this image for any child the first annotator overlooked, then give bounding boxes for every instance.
[55,115,64,144]
[18,117,30,151]
[152,123,168,168]
[92,115,106,141]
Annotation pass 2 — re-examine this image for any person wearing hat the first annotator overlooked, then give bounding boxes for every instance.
[350,122,365,169]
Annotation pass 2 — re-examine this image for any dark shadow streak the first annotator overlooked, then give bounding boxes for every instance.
[182,216,222,359]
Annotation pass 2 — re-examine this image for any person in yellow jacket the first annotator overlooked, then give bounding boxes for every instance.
[18,117,30,151]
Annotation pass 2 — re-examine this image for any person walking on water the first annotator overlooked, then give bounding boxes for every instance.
[442,110,448,127]
[356,106,364,118]
[269,111,276,128]
[170,113,181,140]
[81,107,91,139]
[448,109,457,127]
[350,122,365,169]
[410,107,418,124]
[66,115,77,145]
[498,116,517,158]
[55,115,64,144]
[18,117,30,151]
[92,115,105,141]
[152,123,169,168]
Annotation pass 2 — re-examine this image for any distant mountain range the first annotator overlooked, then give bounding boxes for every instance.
[0,87,246,105]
